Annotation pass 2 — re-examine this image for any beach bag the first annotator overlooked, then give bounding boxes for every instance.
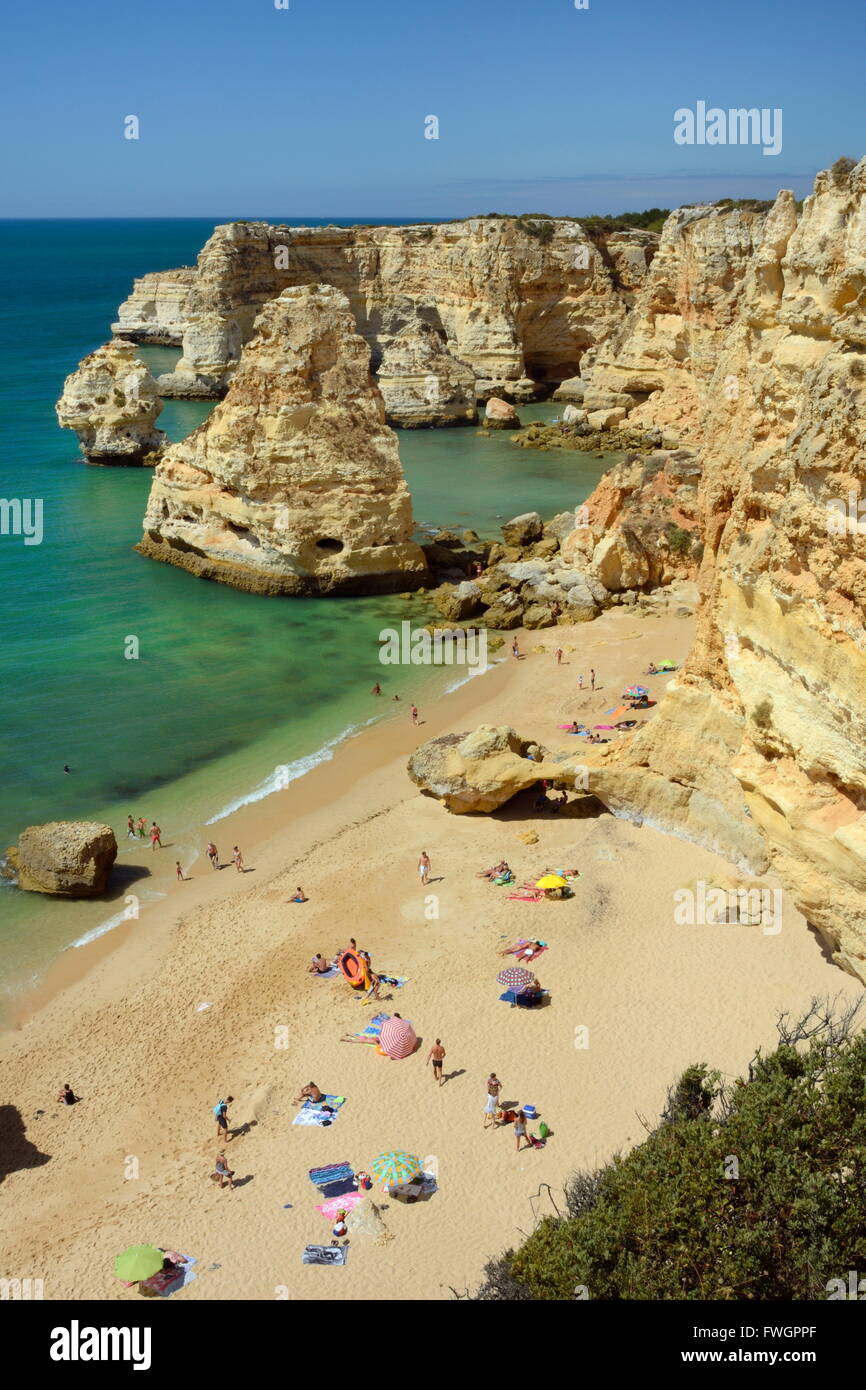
[538,1120,551,1140]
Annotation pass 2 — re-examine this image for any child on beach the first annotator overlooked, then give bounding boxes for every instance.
[175,861,185,881]
[232,846,244,873]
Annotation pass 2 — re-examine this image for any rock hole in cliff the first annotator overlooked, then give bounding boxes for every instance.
[315,537,344,553]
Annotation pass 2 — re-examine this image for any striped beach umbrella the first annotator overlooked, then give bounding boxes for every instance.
[497,965,535,989]
[378,1015,417,1059]
[623,685,649,698]
[370,1151,422,1187]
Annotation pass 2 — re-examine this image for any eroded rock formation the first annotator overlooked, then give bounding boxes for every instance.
[377,323,476,427]
[580,158,866,977]
[114,218,656,405]
[407,726,578,814]
[4,822,117,896]
[113,267,196,344]
[55,340,167,464]
[137,284,428,596]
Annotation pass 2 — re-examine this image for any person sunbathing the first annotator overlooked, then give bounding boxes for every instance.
[308,953,330,974]
[646,662,658,674]
[477,861,509,880]
[294,1081,325,1104]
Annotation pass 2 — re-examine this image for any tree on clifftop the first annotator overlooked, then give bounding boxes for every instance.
[471,998,866,1300]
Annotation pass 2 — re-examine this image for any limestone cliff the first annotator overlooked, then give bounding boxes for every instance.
[583,159,866,978]
[55,340,166,464]
[136,284,428,596]
[377,322,476,427]
[113,267,196,344]
[117,218,656,406]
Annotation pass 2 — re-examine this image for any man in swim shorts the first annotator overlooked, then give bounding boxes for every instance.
[427,1038,446,1086]
[484,1072,502,1127]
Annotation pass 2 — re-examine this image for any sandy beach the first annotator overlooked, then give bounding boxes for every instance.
[2,596,860,1301]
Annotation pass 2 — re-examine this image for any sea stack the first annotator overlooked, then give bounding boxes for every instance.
[55,339,167,464]
[136,284,429,595]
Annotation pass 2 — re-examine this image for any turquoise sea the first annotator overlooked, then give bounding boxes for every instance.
[0,219,613,1011]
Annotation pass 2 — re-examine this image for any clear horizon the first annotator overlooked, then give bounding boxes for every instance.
[1,0,862,218]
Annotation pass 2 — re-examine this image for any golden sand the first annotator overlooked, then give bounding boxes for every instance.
[2,602,859,1300]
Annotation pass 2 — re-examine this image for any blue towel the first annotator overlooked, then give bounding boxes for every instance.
[499,989,549,1007]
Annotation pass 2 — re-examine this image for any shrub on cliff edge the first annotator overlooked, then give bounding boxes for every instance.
[471,999,866,1300]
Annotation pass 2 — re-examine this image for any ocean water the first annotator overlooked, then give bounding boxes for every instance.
[0,219,613,1009]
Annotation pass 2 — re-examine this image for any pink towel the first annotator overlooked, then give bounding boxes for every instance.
[316,1192,365,1220]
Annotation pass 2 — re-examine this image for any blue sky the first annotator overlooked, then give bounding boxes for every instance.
[0,0,862,217]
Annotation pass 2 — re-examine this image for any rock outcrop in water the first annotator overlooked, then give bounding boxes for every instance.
[112,267,196,344]
[4,822,117,896]
[137,284,428,596]
[114,218,657,409]
[377,323,477,427]
[578,158,866,978]
[55,340,167,464]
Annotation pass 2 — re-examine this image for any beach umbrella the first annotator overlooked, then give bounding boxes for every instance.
[378,1015,417,1059]
[535,874,567,890]
[370,1151,422,1187]
[623,685,648,698]
[497,965,535,989]
[658,660,677,670]
[114,1245,163,1283]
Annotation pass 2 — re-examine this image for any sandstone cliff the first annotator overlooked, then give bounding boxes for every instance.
[136,284,428,596]
[377,322,477,427]
[55,340,166,464]
[582,159,866,978]
[113,267,196,344]
[116,218,655,406]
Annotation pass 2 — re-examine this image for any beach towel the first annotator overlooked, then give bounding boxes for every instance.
[316,1192,365,1221]
[309,1161,354,1188]
[376,974,408,988]
[302,1245,348,1266]
[293,1095,346,1127]
[361,1011,389,1037]
[139,1256,197,1298]
[508,942,548,962]
[312,965,339,980]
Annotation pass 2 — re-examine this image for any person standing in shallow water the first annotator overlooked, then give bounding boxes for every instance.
[150,822,162,850]
[126,815,136,839]
[410,704,419,726]
[137,817,147,839]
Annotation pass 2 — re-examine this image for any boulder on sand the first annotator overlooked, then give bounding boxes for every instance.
[407,725,579,814]
[4,821,118,896]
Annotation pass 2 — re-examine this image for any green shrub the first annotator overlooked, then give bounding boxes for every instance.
[472,1000,866,1300]
[667,524,693,556]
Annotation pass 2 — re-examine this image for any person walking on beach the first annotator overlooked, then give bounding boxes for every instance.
[175,861,186,882]
[418,851,431,886]
[126,815,136,839]
[514,1110,530,1152]
[577,673,584,690]
[232,845,244,873]
[511,637,520,659]
[137,816,147,839]
[214,1096,234,1142]
[484,1073,502,1128]
[206,841,220,870]
[427,1039,446,1087]
[590,668,596,691]
[150,822,162,850]
[554,648,563,666]
[410,703,419,726]
[213,1153,235,1191]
